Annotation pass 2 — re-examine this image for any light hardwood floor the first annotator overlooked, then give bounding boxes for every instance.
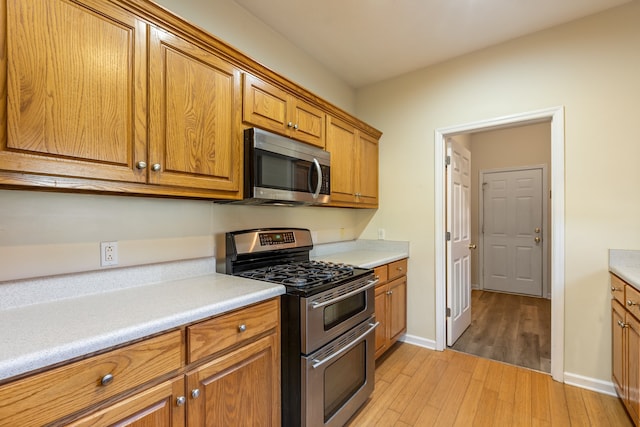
[451,289,551,373]
[347,343,631,427]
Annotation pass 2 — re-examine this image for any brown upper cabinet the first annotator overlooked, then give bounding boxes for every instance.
[0,0,242,199]
[243,74,326,148]
[0,0,380,203]
[325,116,379,208]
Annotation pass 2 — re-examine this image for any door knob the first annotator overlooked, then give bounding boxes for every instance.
[468,244,477,249]
[534,237,541,243]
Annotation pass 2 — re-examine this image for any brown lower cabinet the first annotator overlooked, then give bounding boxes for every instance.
[374,259,408,359]
[611,273,640,426]
[0,298,280,427]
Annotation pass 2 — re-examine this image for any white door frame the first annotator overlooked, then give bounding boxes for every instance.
[479,164,549,298]
[434,106,565,382]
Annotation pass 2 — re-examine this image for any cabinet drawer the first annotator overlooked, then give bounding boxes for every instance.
[611,274,626,305]
[374,265,388,284]
[388,259,408,281]
[0,330,183,427]
[188,298,279,364]
[626,283,640,320]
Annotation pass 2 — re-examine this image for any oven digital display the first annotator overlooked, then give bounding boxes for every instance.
[259,231,295,246]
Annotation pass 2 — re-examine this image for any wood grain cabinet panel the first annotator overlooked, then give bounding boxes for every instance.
[325,115,379,208]
[1,0,147,183]
[186,333,281,426]
[187,298,279,364]
[375,259,408,359]
[148,27,242,193]
[67,376,186,427]
[610,273,640,426]
[0,330,183,427]
[243,74,325,148]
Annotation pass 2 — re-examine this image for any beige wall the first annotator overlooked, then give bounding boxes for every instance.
[469,122,551,293]
[356,2,640,383]
[0,0,362,282]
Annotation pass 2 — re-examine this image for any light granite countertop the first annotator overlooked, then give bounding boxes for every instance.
[609,249,640,290]
[0,272,284,382]
[311,239,410,268]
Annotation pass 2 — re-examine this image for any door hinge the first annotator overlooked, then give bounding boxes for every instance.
[446,307,451,317]
[445,155,451,167]
[445,231,451,241]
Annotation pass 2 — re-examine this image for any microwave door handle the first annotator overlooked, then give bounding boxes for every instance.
[310,158,322,199]
[311,321,380,369]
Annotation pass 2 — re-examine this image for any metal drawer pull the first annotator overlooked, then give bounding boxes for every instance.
[611,286,621,292]
[311,279,378,309]
[312,322,379,369]
[191,389,200,399]
[238,324,247,332]
[176,396,186,406]
[618,320,629,328]
[100,374,114,386]
[628,300,636,307]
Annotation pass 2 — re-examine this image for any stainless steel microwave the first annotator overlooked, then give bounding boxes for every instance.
[237,128,330,206]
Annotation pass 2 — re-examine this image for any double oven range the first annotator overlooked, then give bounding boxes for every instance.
[224,228,378,427]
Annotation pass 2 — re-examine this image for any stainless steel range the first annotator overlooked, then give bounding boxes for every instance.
[224,228,378,427]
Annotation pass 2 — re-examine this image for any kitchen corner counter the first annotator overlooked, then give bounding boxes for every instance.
[311,239,410,268]
[0,273,284,382]
[609,249,640,290]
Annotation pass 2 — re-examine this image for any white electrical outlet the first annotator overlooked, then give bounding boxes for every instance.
[100,241,118,267]
[378,228,386,240]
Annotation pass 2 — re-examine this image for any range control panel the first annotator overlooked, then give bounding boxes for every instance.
[259,231,296,246]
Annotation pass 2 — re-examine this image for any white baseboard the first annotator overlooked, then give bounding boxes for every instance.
[399,334,437,351]
[471,283,480,290]
[563,372,617,396]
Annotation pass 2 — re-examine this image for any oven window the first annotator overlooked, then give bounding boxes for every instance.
[324,341,366,422]
[323,293,366,330]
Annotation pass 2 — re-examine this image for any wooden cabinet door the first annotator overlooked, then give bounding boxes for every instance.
[289,99,325,148]
[242,74,289,134]
[148,27,242,195]
[612,300,626,400]
[628,313,640,423]
[388,276,407,343]
[355,131,379,207]
[1,0,147,183]
[326,116,357,204]
[374,283,389,358]
[68,377,185,427]
[186,334,280,426]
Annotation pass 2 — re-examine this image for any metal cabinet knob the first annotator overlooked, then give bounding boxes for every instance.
[468,244,477,250]
[612,286,621,292]
[293,124,299,130]
[191,389,200,399]
[287,122,293,128]
[100,374,114,386]
[534,237,541,243]
[534,227,541,233]
[136,161,147,170]
[238,324,247,332]
[176,396,186,406]
[618,320,629,329]
[151,163,161,171]
[628,300,636,307]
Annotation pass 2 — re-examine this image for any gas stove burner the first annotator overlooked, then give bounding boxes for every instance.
[283,277,309,286]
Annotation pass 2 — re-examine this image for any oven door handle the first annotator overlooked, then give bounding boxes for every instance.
[312,321,379,369]
[310,279,379,309]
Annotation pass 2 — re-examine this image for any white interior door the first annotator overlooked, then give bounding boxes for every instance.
[482,168,543,296]
[446,139,472,346]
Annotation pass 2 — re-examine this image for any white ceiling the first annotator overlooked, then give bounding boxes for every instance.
[233,0,632,88]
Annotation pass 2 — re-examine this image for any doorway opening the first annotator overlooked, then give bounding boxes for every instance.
[434,106,565,382]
